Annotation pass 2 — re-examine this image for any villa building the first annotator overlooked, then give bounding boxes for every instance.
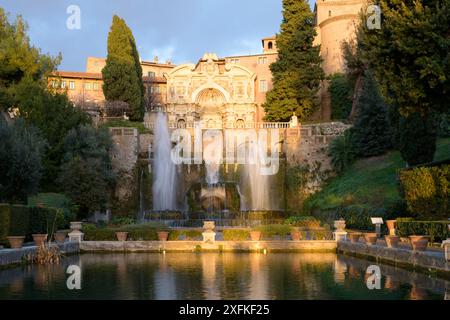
[49,1,367,123]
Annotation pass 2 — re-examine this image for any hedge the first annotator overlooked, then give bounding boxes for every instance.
[223,229,250,241]
[254,224,292,239]
[399,164,450,220]
[396,221,449,243]
[0,204,66,245]
[83,223,168,241]
[284,216,321,228]
[168,230,203,241]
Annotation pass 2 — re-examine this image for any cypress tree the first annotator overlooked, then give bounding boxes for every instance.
[102,16,144,121]
[264,0,324,121]
[350,72,392,157]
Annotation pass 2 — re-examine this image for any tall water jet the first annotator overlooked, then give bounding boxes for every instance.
[152,112,178,211]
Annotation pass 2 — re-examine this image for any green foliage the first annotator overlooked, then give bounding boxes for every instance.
[9,205,29,236]
[328,130,356,173]
[397,112,439,166]
[284,216,321,229]
[254,224,292,239]
[110,216,137,226]
[57,125,115,219]
[83,224,116,241]
[28,193,75,227]
[102,15,144,121]
[358,0,450,116]
[83,222,166,241]
[12,79,91,188]
[329,73,353,120]
[168,229,203,241]
[304,138,450,215]
[0,8,60,111]
[223,229,250,241]
[336,205,386,231]
[399,165,449,220]
[397,221,449,243]
[350,72,392,157]
[28,206,64,235]
[0,118,47,203]
[0,204,11,245]
[438,112,450,137]
[264,0,324,121]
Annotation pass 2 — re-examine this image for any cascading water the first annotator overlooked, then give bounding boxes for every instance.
[152,112,178,211]
[241,141,275,210]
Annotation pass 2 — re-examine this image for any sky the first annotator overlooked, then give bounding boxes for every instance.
[0,0,315,71]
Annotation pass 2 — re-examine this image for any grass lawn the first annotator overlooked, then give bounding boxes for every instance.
[303,138,450,212]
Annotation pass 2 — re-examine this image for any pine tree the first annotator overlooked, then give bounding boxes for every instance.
[264,0,324,121]
[350,72,392,157]
[102,16,144,121]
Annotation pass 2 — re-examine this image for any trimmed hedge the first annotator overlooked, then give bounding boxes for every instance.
[284,216,321,228]
[0,204,66,245]
[254,224,292,239]
[336,205,386,231]
[223,229,250,241]
[396,221,449,243]
[168,230,203,241]
[399,164,450,220]
[83,223,168,241]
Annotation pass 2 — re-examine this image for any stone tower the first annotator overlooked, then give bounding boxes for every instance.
[314,0,367,75]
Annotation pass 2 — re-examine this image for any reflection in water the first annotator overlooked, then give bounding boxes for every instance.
[0,253,448,300]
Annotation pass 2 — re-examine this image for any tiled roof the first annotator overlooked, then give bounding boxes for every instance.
[51,71,103,79]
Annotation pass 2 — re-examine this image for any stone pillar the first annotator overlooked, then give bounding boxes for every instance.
[202,221,216,244]
[68,222,84,243]
[333,219,347,242]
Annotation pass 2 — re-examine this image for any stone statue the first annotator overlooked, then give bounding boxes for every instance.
[290,112,298,128]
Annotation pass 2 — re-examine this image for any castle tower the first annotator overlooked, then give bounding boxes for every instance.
[314,0,367,75]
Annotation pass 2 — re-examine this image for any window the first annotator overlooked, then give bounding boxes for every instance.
[258,57,268,64]
[51,80,57,88]
[268,42,273,50]
[61,80,66,89]
[148,71,156,78]
[329,10,332,17]
[84,82,92,90]
[93,82,99,90]
[229,58,240,64]
[69,81,75,90]
[150,85,160,94]
[259,80,268,93]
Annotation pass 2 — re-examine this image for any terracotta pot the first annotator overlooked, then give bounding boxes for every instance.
[32,234,48,246]
[7,236,25,249]
[157,231,169,241]
[409,235,429,251]
[386,220,397,235]
[250,230,262,241]
[54,231,67,244]
[115,232,128,242]
[291,231,302,241]
[364,233,378,245]
[348,233,361,244]
[385,235,399,248]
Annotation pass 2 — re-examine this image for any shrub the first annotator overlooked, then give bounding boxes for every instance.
[223,229,250,241]
[28,193,75,229]
[0,204,11,245]
[110,216,137,226]
[336,205,386,231]
[284,216,321,229]
[168,229,203,241]
[82,224,116,241]
[329,73,353,120]
[254,224,292,239]
[28,207,65,235]
[328,130,356,173]
[9,205,30,237]
[397,221,449,243]
[399,165,449,220]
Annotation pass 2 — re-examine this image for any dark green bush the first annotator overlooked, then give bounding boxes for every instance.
[284,216,321,228]
[254,224,292,239]
[336,205,387,231]
[28,206,65,235]
[396,221,449,243]
[9,205,29,236]
[168,229,203,241]
[82,224,116,241]
[328,130,356,173]
[329,73,353,120]
[223,229,250,241]
[0,204,11,245]
[399,165,450,220]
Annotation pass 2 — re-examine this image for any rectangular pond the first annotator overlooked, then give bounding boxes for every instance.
[0,253,448,300]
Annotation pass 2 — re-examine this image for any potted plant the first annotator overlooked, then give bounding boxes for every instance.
[384,235,399,248]
[364,233,378,245]
[386,220,397,235]
[348,233,361,244]
[157,230,169,241]
[32,234,48,247]
[409,235,429,251]
[250,230,262,241]
[7,236,26,249]
[290,227,301,241]
[115,231,129,242]
[54,231,67,244]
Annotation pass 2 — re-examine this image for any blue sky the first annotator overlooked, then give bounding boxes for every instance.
[0,0,315,71]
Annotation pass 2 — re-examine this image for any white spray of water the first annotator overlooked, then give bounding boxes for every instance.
[152,113,178,211]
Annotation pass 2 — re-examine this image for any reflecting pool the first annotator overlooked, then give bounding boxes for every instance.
[0,253,448,300]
